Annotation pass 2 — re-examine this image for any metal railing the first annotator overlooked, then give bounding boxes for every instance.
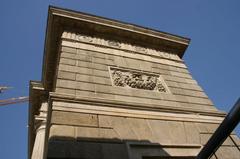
[196,98,240,159]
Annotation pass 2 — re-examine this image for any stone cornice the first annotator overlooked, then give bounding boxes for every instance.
[50,6,190,46]
[49,92,226,118]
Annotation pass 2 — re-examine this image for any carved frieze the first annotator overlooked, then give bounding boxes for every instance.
[107,40,121,48]
[110,68,168,93]
[76,34,93,42]
[134,46,147,53]
[61,31,181,61]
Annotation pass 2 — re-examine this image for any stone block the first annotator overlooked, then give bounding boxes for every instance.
[160,93,176,101]
[92,51,106,59]
[158,69,171,75]
[151,68,160,74]
[167,121,187,144]
[58,64,78,73]
[140,61,152,72]
[115,94,152,105]
[77,60,93,68]
[51,111,98,127]
[113,56,128,67]
[175,67,190,74]
[130,89,160,100]
[76,127,99,139]
[76,54,92,62]
[99,128,120,139]
[92,63,108,71]
[186,96,213,105]
[185,78,198,84]
[58,70,76,80]
[164,80,180,88]
[195,122,209,133]
[49,125,75,139]
[173,94,189,103]
[77,60,108,71]
[93,92,116,100]
[55,87,76,95]
[152,63,169,70]
[152,68,171,76]
[125,58,141,70]
[76,81,95,91]
[77,49,92,56]
[56,79,77,89]
[163,75,197,85]
[170,71,192,79]
[59,58,76,66]
[127,118,154,141]
[93,69,109,77]
[93,76,112,85]
[151,99,180,108]
[61,46,77,54]
[205,123,219,133]
[102,116,138,140]
[95,84,111,93]
[179,83,203,91]
[76,74,93,83]
[109,86,133,96]
[178,102,216,111]
[167,65,181,72]
[170,87,208,98]
[77,67,93,75]
[61,52,76,59]
[184,122,200,144]
[76,90,95,97]
[105,54,115,61]
[92,57,106,64]
[98,115,113,128]
[76,126,119,140]
[200,133,210,145]
[147,119,172,144]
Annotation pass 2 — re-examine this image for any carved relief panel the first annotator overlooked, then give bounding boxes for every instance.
[109,67,170,93]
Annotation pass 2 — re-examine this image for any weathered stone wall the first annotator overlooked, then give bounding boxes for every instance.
[48,101,240,158]
[47,31,240,158]
[55,32,216,113]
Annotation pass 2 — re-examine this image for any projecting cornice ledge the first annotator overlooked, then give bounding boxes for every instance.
[49,6,190,55]
[50,7,189,44]
[49,92,226,119]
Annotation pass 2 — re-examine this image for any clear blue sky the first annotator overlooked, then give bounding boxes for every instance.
[1,0,239,158]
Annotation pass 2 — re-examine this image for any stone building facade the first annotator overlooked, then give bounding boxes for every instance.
[29,6,240,159]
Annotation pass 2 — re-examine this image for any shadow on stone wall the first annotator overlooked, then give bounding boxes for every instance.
[46,136,182,159]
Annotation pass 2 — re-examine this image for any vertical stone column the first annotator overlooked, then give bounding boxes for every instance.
[31,102,48,159]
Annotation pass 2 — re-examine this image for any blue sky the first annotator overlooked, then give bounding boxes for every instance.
[1,0,240,158]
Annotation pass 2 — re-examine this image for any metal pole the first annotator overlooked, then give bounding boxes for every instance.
[196,98,240,159]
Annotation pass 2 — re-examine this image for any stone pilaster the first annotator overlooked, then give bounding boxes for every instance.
[31,102,48,159]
